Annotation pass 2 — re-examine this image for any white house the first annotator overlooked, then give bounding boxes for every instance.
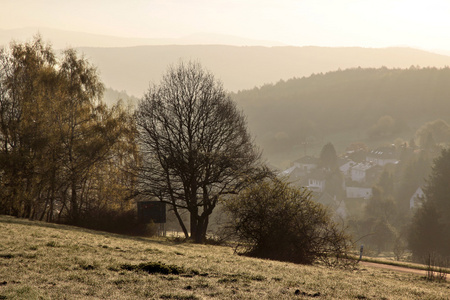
[306,169,326,193]
[280,165,307,181]
[366,147,399,166]
[351,162,376,183]
[346,186,373,199]
[410,187,425,209]
[316,193,348,219]
[339,160,356,178]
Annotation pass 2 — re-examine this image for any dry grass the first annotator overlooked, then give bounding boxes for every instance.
[1,215,449,299]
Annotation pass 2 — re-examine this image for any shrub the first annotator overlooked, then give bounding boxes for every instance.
[223,178,352,266]
[423,252,449,282]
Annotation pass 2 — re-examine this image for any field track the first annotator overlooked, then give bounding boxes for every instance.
[360,261,449,281]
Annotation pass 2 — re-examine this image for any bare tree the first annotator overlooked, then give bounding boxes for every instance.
[136,61,265,243]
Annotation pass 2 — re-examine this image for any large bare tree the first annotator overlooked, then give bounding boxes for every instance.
[136,61,265,243]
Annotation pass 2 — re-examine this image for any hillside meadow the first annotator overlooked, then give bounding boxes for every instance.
[1,215,449,299]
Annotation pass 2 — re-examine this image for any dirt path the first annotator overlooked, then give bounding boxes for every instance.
[359,261,449,281]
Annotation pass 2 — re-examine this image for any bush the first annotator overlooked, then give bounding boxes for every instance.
[223,178,352,266]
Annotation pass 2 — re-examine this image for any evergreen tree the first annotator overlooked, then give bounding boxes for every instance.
[319,142,338,170]
[408,148,450,259]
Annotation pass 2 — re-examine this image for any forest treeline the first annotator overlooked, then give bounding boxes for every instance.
[0,37,138,231]
[233,67,450,165]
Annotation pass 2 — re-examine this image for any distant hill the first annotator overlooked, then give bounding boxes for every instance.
[233,67,450,168]
[3,31,450,97]
[75,45,450,97]
[0,28,282,50]
[103,87,139,107]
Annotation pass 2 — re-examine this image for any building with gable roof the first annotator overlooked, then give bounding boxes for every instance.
[409,187,425,210]
[292,155,318,172]
[366,146,399,166]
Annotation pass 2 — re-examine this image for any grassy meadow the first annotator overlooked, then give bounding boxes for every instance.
[0,215,449,299]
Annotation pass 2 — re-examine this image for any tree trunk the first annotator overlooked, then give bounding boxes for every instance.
[190,212,198,241]
[191,215,208,243]
[39,197,48,221]
[46,170,56,222]
[70,179,79,224]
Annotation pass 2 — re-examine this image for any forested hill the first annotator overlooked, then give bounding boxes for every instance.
[77,46,450,97]
[232,67,450,167]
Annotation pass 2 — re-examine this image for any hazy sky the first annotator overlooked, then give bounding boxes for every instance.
[2,0,450,50]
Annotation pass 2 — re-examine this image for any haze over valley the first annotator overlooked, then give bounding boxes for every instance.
[3,28,450,168]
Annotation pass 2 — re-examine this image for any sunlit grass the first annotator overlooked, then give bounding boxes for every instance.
[0,215,449,299]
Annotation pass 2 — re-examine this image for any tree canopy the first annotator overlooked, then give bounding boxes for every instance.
[415,119,450,147]
[0,36,136,230]
[135,61,265,243]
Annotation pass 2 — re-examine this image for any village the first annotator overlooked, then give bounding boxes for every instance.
[280,143,425,220]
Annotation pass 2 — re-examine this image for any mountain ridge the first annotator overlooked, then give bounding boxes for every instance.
[0,27,283,49]
[4,30,450,97]
[75,45,450,97]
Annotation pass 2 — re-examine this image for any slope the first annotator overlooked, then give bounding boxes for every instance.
[1,215,449,299]
[233,67,450,167]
